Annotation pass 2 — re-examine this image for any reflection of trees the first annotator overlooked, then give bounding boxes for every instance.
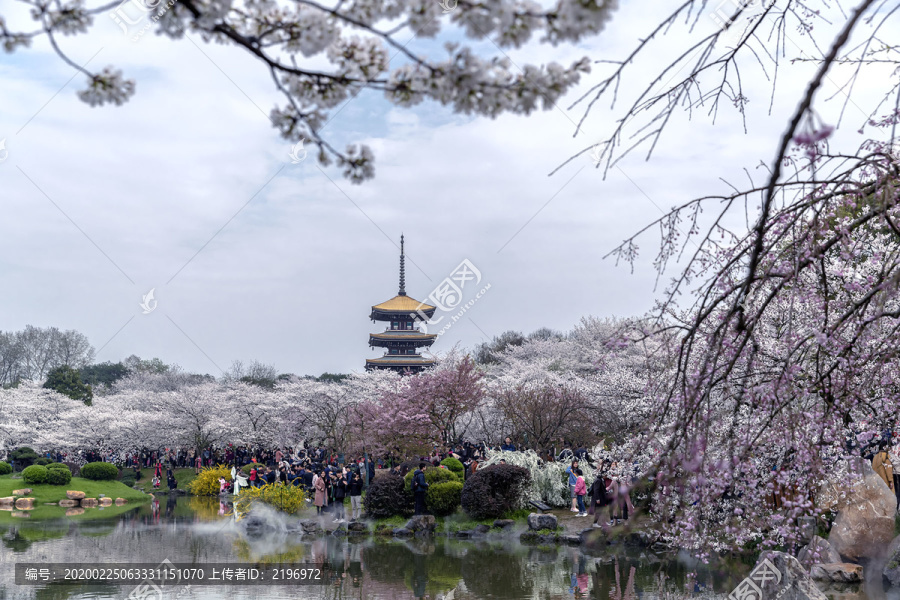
[362,540,462,598]
[461,545,531,598]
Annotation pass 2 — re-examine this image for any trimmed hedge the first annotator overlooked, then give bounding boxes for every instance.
[34,458,52,466]
[426,481,463,516]
[0,461,11,476]
[46,463,70,472]
[47,467,72,485]
[403,466,458,491]
[364,474,413,519]
[22,465,49,484]
[461,464,531,520]
[80,462,119,481]
[440,457,465,478]
[241,463,265,476]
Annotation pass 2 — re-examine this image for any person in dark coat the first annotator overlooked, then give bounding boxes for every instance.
[166,468,177,491]
[589,466,612,531]
[348,471,364,520]
[331,472,347,522]
[412,463,429,515]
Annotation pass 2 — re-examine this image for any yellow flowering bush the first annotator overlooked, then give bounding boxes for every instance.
[189,465,232,496]
[234,484,308,516]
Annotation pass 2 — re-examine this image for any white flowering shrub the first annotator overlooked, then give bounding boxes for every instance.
[481,448,595,508]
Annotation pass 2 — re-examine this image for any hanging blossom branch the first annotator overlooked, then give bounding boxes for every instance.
[2,0,618,181]
[577,0,900,554]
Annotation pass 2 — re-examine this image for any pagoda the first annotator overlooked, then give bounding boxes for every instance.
[365,236,438,373]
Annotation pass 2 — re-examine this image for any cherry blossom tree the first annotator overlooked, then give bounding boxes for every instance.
[1,0,617,182]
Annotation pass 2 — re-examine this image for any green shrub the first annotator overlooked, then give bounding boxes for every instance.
[47,467,72,485]
[364,474,413,518]
[440,457,465,478]
[426,481,463,516]
[46,463,70,472]
[80,462,119,481]
[34,457,52,466]
[241,463,265,476]
[461,464,531,520]
[403,466,458,491]
[22,465,49,484]
[120,475,136,488]
[10,447,40,469]
[0,461,11,476]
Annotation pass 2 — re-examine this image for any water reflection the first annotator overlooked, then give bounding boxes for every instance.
[0,495,791,600]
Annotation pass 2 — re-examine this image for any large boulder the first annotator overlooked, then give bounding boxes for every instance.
[882,534,900,586]
[14,498,34,510]
[405,515,436,534]
[114,498,127,505]
[66,491,85,500]
[12,489,32,496]
[65,507,85,516]
[58,499,77,508]
[99,498,112,507]
[828,459,897,561]
[729,552,826,600]
[797,536,841,567]
[809,563,863,583]
[80,498,99,507]
[527,513,558,531]
[347,521,367,533]
[493,519,515,529]
[0,497,14,507]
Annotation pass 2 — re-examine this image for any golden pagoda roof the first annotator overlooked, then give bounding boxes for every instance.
[372,295,435,314]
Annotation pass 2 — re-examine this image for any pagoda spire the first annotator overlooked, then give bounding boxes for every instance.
[398,234,406,296]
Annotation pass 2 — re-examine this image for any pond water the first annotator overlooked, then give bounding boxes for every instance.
[0,496,880,600]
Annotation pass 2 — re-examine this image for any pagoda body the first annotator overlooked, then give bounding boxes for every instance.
[366,236,437,373]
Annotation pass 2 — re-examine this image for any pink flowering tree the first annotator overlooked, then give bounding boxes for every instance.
[579,0,900,554]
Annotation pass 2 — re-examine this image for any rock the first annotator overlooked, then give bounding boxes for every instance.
[405,515,436,534]
[347,521,367,532]
[826,458,897,561]
[527,513,558,531]
[562,534,582,545]
[797,516,818,544]
[99,498,112,507]
[65,508,85,516]
[58,499,77,508]
[474,524,491,535]
[455,530,472,538]
[882,534,900,586]
[12,489,32,496]
[622,531,655,547]
[115,498,127,505]
[810,563,863,583]
[734,552,827,600]
[66,491,86,501]
[14,498,34,510]
[493,519,515,529]
[798,536,841,567]
[331,528,348,537]
[80,498,99,507]
[393,528,413,537]
[11,511,30,518]
[301,521,322,534]
[0,497,14,507]
[373,524,393,536]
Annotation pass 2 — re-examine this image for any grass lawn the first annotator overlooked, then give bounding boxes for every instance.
[128,467,197,492]
[0,473,150,504]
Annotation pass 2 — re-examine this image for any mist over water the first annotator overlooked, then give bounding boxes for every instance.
[0,496,872,600]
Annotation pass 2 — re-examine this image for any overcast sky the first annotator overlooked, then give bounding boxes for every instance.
[0,1,889,377]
